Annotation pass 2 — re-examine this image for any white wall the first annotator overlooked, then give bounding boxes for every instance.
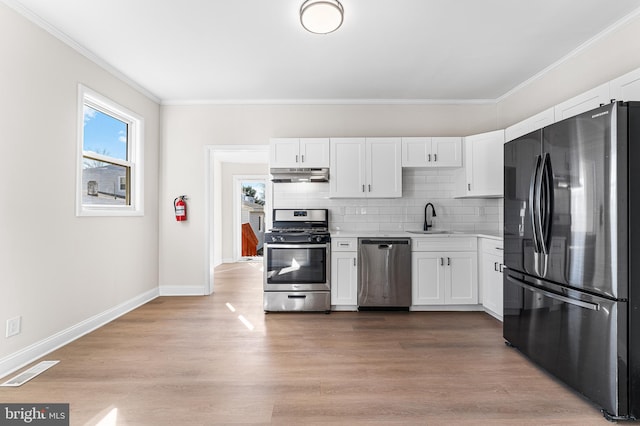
[0,4,159,372]
[159,104,498,292]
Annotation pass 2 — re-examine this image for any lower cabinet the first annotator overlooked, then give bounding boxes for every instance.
[331,238,358,310]
[411,238,478,307]
[479,238,504,320]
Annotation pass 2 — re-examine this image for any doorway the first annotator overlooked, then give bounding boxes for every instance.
[234,175,269,262]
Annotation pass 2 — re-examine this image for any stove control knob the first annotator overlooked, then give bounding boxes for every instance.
[315,236,324,243]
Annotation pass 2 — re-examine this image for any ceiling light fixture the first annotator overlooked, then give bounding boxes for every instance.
[300,0,344,34]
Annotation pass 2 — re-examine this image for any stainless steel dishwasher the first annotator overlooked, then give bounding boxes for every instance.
[358,238,411,309]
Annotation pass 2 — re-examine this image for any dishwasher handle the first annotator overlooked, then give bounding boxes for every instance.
[359,239,410,245]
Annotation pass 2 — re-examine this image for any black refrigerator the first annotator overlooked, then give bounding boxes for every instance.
[503,101,640,420]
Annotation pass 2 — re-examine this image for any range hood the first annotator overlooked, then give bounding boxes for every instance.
[270,167,329,183]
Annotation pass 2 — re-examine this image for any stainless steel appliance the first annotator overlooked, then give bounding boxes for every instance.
[358,238,411,309]
[263,209,331,312]
[503,101,640,420]
[270,167,329,183]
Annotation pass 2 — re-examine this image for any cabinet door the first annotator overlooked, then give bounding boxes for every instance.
[554,83,610,122]
[461,130,504,197]
[330,138,366,198]
[505,107,555,142]
[444,252,478,305]
[401,137,431,167]
[431,137,462,167]
[610,68,640,102]
[331,252,358,306]
[270,138,300,167]
[366,137,402,198]
[412,252,445,305]
[482,252,503,317]
[299,138,330,168]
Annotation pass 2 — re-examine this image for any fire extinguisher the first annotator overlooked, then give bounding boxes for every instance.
[174,195,188,221]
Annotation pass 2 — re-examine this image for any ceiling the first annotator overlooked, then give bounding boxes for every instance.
[5,0,640,103]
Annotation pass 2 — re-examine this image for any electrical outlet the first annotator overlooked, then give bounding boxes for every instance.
[6,316,21,338]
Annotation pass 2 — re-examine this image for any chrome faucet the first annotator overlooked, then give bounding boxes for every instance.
[424,203,437,231]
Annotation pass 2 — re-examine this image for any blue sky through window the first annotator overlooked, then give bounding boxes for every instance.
[83,105,128,161]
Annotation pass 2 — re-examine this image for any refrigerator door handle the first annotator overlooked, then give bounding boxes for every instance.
[539,153,554,255]
[529,155,543,253]
[506,275,600,311]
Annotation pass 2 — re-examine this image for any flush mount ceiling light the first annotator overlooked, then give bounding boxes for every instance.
[300,0,344,34]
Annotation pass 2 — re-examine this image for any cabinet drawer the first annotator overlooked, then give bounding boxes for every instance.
[481,239,504,257]
[412,237,477,252]
[332,238,357,251]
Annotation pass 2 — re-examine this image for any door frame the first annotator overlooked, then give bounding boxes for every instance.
[204,145,269,294]
[233,175,270,262]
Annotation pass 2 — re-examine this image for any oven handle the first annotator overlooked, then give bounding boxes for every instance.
[287,295,307,299]
[265,243,330,249]
[506,275,599,311]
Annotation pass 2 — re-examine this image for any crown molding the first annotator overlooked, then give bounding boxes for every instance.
[1,0,161,104]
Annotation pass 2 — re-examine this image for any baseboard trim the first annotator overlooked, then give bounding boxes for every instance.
[159,286,206,296]
[0,287,159,380]
[409,305,485,312]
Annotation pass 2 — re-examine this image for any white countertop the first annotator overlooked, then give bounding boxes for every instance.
[330,230,503,241]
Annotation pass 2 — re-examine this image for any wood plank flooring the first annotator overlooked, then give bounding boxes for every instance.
[0,262,616,425]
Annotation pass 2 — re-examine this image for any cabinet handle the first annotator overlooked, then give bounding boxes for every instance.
[468,183,471,191]
[339,242,350,247]
[296,155,299,163]
[301,154,305,163]
[362,185,365,192]
[440,257,444,266]
[499,264,504,273]
[368,184,371,192]
[428,154,432,162]
[496,247,503,251]
[353,258,356,267]
[447,257,451,266]
[434,154,437,162]
[494,262,499,272]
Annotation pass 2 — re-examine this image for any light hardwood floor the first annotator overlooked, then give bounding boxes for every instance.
[0,262,615,425]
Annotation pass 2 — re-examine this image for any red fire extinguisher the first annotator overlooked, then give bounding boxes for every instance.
[174,195,187,222]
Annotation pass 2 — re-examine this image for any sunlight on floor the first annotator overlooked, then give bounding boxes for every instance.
[226,302,255,331]
[96,407,117,426]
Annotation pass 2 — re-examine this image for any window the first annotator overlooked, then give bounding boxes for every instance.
[77,85,144,216]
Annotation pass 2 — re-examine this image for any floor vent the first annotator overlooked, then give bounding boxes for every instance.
[1,361,59,387]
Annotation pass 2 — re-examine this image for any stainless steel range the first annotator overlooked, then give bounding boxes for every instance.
[263,209,331,313]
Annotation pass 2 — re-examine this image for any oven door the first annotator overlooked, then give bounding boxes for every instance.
[264,243,330,291]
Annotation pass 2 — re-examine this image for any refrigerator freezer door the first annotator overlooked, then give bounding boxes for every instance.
[503,271,628,418]
[542,103,628,299]
[504,130,543,276]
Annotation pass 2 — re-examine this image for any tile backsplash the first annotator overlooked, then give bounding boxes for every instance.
[272,169,503,233]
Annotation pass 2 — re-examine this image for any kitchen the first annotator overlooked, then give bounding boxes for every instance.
[4,0,640,424]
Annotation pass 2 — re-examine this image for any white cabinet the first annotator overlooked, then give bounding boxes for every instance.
[269,138,330,168]
[331,238,358,309]
[554,83,610,122]
[479,239,503,321]
[401,137,462,168]
[411,237,478,307]
[330,137,402,198]
[610,68,640,102]
[456,130,504,198]
[505,107,555,142]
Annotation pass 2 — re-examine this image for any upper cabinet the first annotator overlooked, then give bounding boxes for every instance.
[269,138,330,168]
[610,68,640,102]
[505,107,555,142]
[456,129,504,198]
[553,83,610,122]
[401,137,462,168]
[330,137,402,198]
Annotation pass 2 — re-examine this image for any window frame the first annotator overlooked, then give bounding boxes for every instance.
[76,84,144,217]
